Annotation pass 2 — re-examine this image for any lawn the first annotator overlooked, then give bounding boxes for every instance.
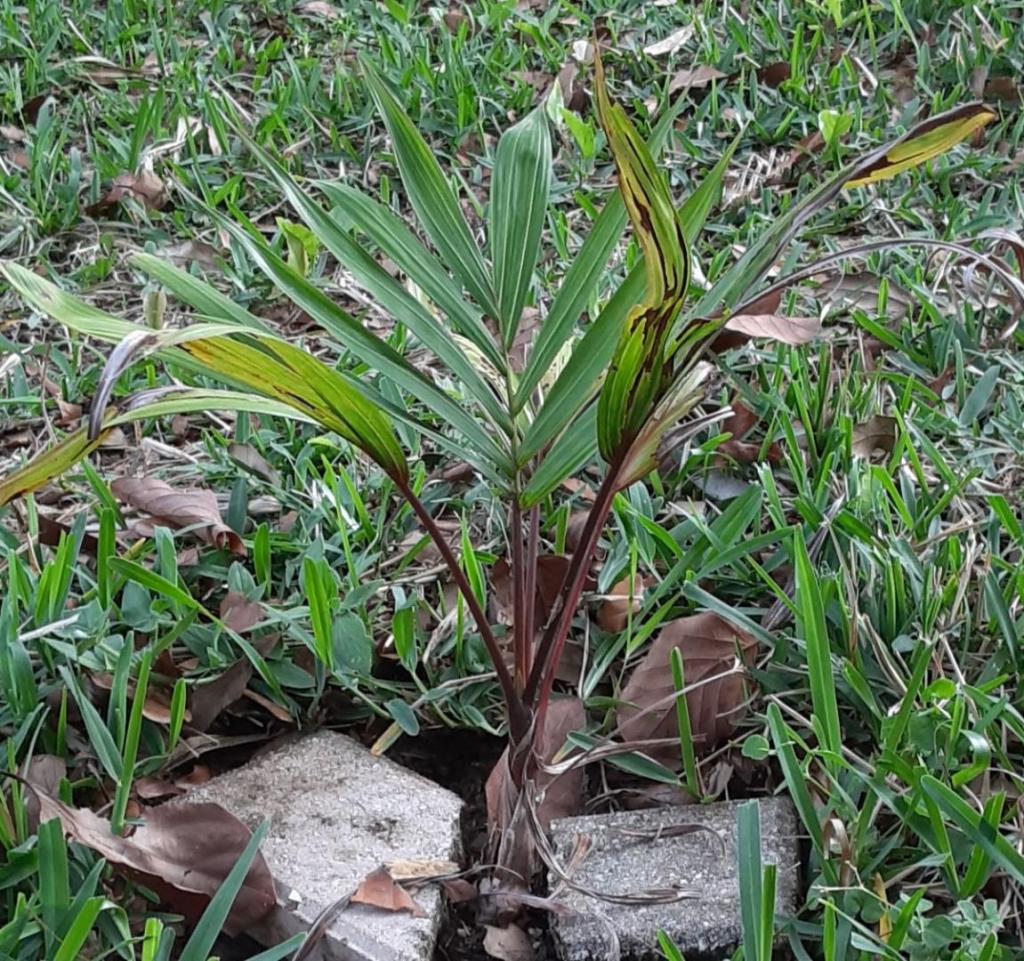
[1,0,1023,959]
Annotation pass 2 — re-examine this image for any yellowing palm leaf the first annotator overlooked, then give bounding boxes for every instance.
[845,103,996,188]
[593,50,692,461]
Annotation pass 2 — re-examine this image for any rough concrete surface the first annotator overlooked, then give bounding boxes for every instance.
[549,796,800,961]
[179,729,463,961]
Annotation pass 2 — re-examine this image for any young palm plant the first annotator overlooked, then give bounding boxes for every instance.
[0,53,1017,891]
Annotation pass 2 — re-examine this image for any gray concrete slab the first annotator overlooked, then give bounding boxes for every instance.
[549,796,800,961]
[178,729,463,961]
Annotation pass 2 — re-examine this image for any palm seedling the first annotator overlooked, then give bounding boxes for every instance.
[1,52,1019,893]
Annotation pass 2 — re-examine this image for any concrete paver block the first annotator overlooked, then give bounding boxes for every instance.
[180,730,463,961]
[549,796,800,961]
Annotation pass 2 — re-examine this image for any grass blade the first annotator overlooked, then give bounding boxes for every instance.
[177,820,272,961]
[793,530,841,775]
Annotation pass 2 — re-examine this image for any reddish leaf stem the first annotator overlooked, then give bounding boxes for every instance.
[511,502,527,693]
[523,465,621,710]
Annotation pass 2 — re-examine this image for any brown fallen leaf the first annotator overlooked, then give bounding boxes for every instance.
[851,415,897,457]
[617,612,758,762]
[111,476,245,556]
[443,4,470,32]
[596,574,644,633]
[564,510,590,554]
[242,688,293,723]
[22,785,275,935]
[86,171,167,217]
[670,64,727,92]
[21,754,67,831]
[385,858,460,881]
[486,697,586,853]
[757,61,791,87]
[36,515,100,555]
[491,555,570,629]
[442,877,478,903]
[825,271,913,320]
[174,765,212,789]
[20,93,48,125]
[643,24,694,57]
[89,673,190,726]
[484,923,534,961]
[188,659,253,732]
[219,592,264,633]
[723,313,821,346]
[723,400,758,438]
[228,443,280,485]
[785,129,826,167]
[135,777,185,800]
[351,866,425,917]
[716,438,774,464]
[708,290,784,352]
[296,0,341,18]
[554,60,588,113]
[0,124,26,142]
[718,401,782,464]
[165,238,224,269]
[985,76,1020,104]
[969,65,990,99]
[55,398,82,426]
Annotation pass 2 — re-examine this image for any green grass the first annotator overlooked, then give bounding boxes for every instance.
[2,0,1024,959]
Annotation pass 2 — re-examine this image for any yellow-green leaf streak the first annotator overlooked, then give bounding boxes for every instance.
[593,50,691,461]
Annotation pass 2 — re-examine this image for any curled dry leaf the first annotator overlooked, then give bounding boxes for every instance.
[486,697,586,840]
[617,612,758,763]
[984,76,1021,104]
[491,555,570,629]
[55,398,82,426]
[229,443,280,485]
[670,64,727,92]
[243,687,293,723]
[22,754,66,831]
[783,129,826,169]
[165,238,224,269]
[219,591,264,633]
[825,271,913,320]
[111,476,246,556]
[757,61,791,87]
[643,24,694,57]
[174,765,212,790]
[555,61,588,113]
[89,672,190,725]
[86,171,167,216]
[716,438,780,465]
[723,400,758,438]
[351,866,425,917]
[296,0,341,18]
[724,313,821,346]
[134,777,185,801]
[442,5,469,33]
[851,415,897,457]
[188,658,254,732]
[385,858,460,881]
[484,923,535,961]
[596,574,645,633]
[491,556,583,683]
[23,784,275,935]
[442,877,478,903]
